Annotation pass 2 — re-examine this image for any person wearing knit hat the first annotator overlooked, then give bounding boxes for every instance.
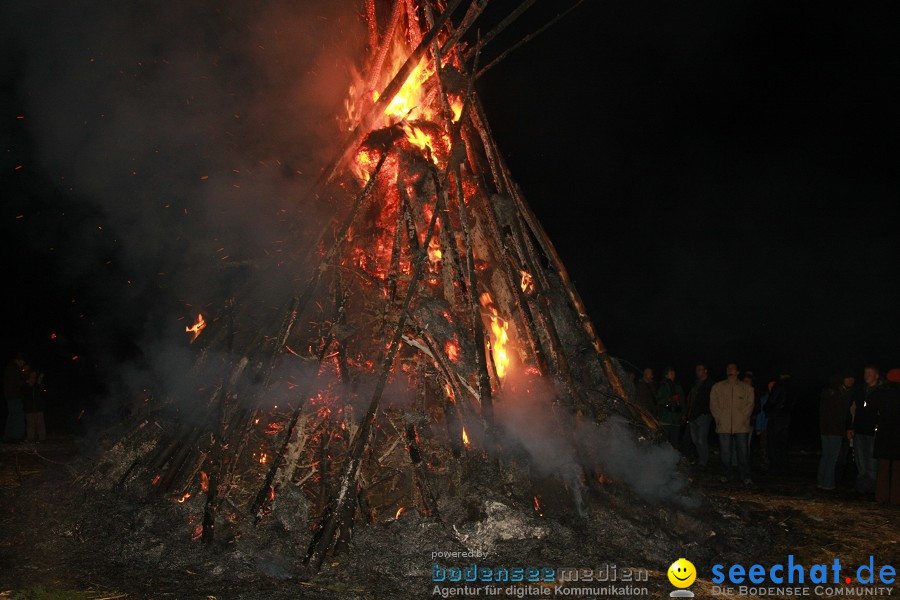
[874,368,900,504]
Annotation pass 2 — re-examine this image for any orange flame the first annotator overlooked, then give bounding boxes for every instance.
[177,492,191,503]
[520,270,534,295]
[395,506,406,520]
[445,340,459,363]
[185,313,206,343]
[449,94,464,122]
[427,236,442,263]
[200,471,209,493]
[462,427,470,448]
[259,453,268,465]
[352,147,381,184]
[377,53,434,122]
[479,292,511,379]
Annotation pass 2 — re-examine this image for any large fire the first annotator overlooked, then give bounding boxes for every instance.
[348,33,456,184]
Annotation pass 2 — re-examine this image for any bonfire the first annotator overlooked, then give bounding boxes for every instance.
[83,0,673,579]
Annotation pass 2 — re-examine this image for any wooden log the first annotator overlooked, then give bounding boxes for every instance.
[249,289,349,520]
[404,0,423,48]
[463,0,538,60]
[306,166,446,572]
[475,1,585,79]
[366,0,404,99]
[455,166,494,428]
[201,354,249,544]
[365,0,378,52]
[469,95,628,401]
[440,0,489,57]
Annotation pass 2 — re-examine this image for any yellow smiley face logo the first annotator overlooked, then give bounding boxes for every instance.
[668,558,696,588]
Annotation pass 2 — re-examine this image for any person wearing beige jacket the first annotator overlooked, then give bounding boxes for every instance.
[710,364,755,484]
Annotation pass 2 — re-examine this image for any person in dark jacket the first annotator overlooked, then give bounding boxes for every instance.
[656,366,685,449]
[817,374,854,490]
[848,365,885,494]
[765,374,794,475]
[686,364,713,466]
[633,368,657,416]
[874,368,900,504]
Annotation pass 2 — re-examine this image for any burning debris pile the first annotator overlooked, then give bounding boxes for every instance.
[76,0,703,586]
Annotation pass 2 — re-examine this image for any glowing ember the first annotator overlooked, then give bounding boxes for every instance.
[200,471,209,493]
[151,475,160,485]
[462,427,470,448]
[479,292,511,379]
[177,492,191,503]
[259,453,268,465]
[191,524,203,542]
[533,496,544,517]
[395,506,406,520]
[445,340,459,363]
[520,270,534,294]
[185,313,206,343]
[427,236,442,263]
[352,147,380,183]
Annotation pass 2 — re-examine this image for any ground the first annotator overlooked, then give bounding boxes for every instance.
[0,436,897,600]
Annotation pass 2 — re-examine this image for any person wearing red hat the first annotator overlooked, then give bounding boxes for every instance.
[874,368,900,504]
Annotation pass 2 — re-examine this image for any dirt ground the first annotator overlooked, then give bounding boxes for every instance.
[1,436,897,599]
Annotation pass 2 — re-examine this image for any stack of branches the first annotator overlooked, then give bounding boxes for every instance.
[81,0,659,573]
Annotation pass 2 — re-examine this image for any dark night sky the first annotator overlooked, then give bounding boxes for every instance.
[2,1,900,427]
[479,1,900,391]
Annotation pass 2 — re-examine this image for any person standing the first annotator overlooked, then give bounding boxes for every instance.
[741,371,756,460]
[710,363,755,484]
[633,367,658,416]
[686,364,714,467]
[818,374,854,490]
[848,365,883,495]
[24,368,47,443]
[3,352,28,443]
[755,381,775,471]
[656,367,685,449]
[873,368,900,504]
[765,374,794,475]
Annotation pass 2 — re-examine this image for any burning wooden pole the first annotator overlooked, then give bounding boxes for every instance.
[306,164,446,571]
